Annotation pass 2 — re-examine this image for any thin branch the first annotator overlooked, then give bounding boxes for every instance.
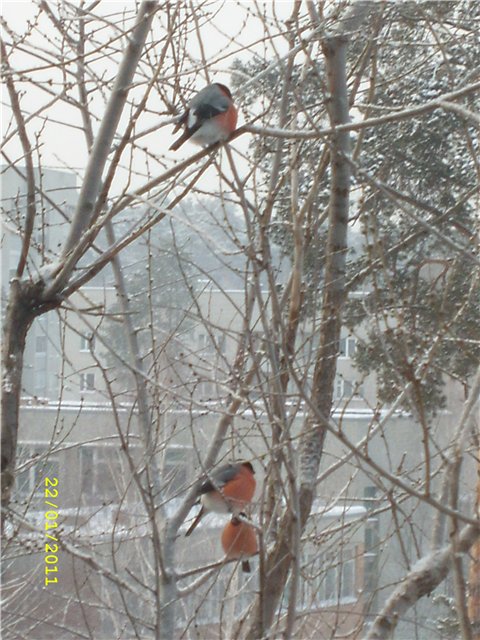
[0,38,37,278]
[241,79,480,140]
[47,0,158,293]
[437,99,480,127]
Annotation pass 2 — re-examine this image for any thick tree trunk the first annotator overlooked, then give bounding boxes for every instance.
[469,443,480,639]
[298,33,351,502]
[1,280,52,529]
[244,33,351,640]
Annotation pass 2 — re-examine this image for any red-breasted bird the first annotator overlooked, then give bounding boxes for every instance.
[185,461,255,537]
[170,83,238,151]
[221,514,258,573]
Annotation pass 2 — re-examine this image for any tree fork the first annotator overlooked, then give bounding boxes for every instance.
[1,0,157,533]
[1,279,57,527]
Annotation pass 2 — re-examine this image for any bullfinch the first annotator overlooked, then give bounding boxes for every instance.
[170,83,238,151]
[221,514,258,573]
[185,461,255,537]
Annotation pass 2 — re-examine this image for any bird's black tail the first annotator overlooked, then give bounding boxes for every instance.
[169,129,191,151]
[241,560,251,573]
[185,505,204,537]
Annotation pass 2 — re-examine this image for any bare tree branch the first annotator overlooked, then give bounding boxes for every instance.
[367,523,480,640]
[46,0,158,294]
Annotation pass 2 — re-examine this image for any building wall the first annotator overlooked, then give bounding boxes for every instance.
[3,166,473,639]
[2,165,79,400]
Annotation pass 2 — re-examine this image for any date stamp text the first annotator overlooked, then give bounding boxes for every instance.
[44,477,59,586]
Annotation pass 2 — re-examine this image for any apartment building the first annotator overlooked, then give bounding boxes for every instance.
[2,165,470,639]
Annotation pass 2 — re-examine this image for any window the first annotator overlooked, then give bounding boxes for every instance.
[340,553,355,599]
[80,372,95,392]
[324,562,337,601]
[335,377,363,400]
[34,333,48,396]
[364,485,378,509]
[35,335,47,353]
[218,335,226,354]
[300,553,325,609]
[339,336,356,358]
[80,333,95,351]
[163,446,192,497]
[14,443,59,508]
[300,548,357,610]
[199,380,213,399]
[79,446,120,503]
[335,378,353,399]
[197,333,214,354]
[194,574,230,625]
[9,250,20,280]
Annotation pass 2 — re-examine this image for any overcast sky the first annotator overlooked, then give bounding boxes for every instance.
[1,1,296,196]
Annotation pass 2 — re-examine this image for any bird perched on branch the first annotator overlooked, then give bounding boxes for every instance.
[221,514,258,573]
[170,83,238,151]
[185,461,255,537]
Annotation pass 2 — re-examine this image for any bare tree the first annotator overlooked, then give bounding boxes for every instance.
[1,1,479,639]
[1,0,158,520]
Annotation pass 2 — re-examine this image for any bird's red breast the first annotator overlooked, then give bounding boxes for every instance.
[214,98,238,136]
[170,82,238,151]
[185,461,256,537]
[220,462,256,505]
[201,462,255,514]
[221,517,258,561]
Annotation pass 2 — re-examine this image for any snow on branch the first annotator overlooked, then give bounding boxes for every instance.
[367,523,480,639]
